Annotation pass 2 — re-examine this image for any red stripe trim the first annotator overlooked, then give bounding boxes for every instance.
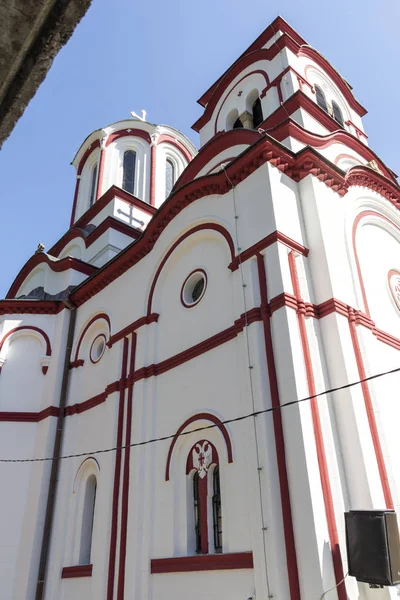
[0,326,52,355]
[288,252,346,600]
[229,231,308,270]
[117,334,136,600]
[73,313,111,363]
[61,564,93,578]
[107,338,129,600]
[96,147,106,201]
[166,413,233,482]
[348,310,394,508]
[256,254,300,600]
[146,223,236,316]
[108,314,159,348]
[151,552,253,573]
[0,300,63,315]
[0,406,59,422]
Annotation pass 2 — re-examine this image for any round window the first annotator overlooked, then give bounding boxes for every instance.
[90,334,106,363]
[181,270,207,307]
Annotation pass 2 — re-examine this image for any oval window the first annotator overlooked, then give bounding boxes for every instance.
[181,270,207,307]
[90,334,106,363]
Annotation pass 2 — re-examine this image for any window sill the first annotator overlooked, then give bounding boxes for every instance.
[61,564,93,578]
[151,551,253,574]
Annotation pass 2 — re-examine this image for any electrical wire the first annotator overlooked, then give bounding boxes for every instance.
[1,366,399,464]
[319,572,348,599]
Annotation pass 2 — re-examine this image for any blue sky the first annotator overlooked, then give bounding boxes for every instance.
[0,0,399,299]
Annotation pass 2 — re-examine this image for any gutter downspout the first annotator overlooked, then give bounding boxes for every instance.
[35,299,77,600]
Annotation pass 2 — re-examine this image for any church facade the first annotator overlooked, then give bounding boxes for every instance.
[1,16,400,600]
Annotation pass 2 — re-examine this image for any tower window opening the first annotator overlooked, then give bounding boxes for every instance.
[332,101,344,127]
[165,158,175,199]
[212,466,222,552]
[89,164,98,207]
[193,471,202,554]
[252,97,263,128]
[233,117,243,129]
[314,85,328,114]
[79,474,97,565]
[122,150,137,195]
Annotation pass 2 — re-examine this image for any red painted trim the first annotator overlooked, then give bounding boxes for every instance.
[96,148,106,201]
[180,269,208,308]
[73,313,111,364]
[288,251,346,600]
[108,313,159,348]
[147,224,235,316]
[70,359,84,369]
[73,185,156,231]
[260,90,345,135]
[0,326,51,355]
[347,168,400,207]
[352,211,400,318]
[388,269,400,312]
[256,254,300,600]
[176,129,260,188]
[7,254,96,299]
[199,475,209,553]
[197,16,306,107]
[229,230,308,271]
[213,69,270,134]
[49,217,140,259]
[77,140,101,176]
[150,144,157,206]
[334,153,360,166]
[105,128,151,146]
[0,406,59,422]
[166,413,233,481]
[151,552,253,573]
[193,49,272,132]
[297,47,366,116]
[89,334,107,364]
[268,119,396,181]
[157,134,193,163]
[107,338,129,600]
[61,564,93,578]
[0,300,63,315]
[70,136,400,308]
[348,309,394,509]
[136,307,262,385]
[70,177,81,227]
[65,382,119,416]
[117,334,136,600]
[195,27,365,132]
[345,120,368,140]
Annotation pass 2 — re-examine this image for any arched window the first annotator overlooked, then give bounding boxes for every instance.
[89,164,98,207]
[233,117,243,129]
[314,85,328,113]
[193,471,202,554]
[252,97,263,128]
[122,150,136,195]
[332,101,344,127]
[165,158,175,199]
[187,440,222,555]
[212,466,222,552]
[79,474,97,564]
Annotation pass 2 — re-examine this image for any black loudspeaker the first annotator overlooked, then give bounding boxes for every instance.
[345,510,400,586]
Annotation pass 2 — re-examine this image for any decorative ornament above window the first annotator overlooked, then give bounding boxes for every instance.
[388,270,400,312]
[186,439,219,476]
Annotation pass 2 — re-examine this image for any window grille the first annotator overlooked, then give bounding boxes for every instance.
[122,150,136,194]
[314,85,328,113]
[89,164,97,207]
[332,101,344,127]
[193,472,202,553]
[192,278,205,303]
[252,97,263,128]
[165,158,175,199]
[212,467,222,553]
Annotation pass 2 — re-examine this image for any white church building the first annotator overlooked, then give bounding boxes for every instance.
[1,15,400,600]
